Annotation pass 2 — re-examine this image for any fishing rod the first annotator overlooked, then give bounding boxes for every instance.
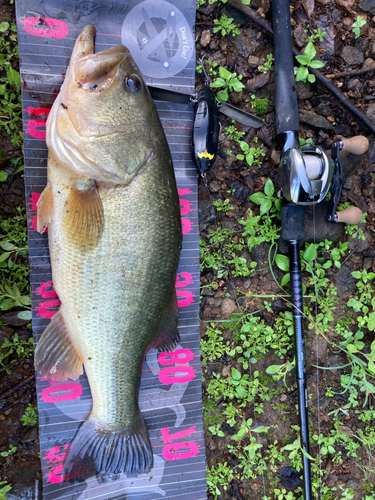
[272,0,368,497]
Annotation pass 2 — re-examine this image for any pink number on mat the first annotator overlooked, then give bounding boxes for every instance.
[180,199,193,216]
[24,107,50,116]
[161,426,196,444]
[181,218,193,235]
[158,349,194,366]
[175,271,193,288]
[36,299,61,318]
[40,382,82,403]
[43,444,70,463]
[177,188,193,196]
[25,119,47,139]
[159,366,196,385]
[34,281,58,299]
[22,17,69,39]
[162,441,200,461]
[28,192,40,211]
[176,290,195,308]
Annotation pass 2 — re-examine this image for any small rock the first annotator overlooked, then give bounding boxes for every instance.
[364,57,375,68]
[341,46,364,66]
[334,264,357,298]
[295,81,313,100]
[359,0,375,14]
[293,24,308,48]
[6,487,34,500]
[327,116,335,123]
[0,414,6,421]
[280,394,287,402]
[23,426,38,442]
[200,29,211,48]
[221,298,237,318]
[298,111,334,131]
[247,55,260,68]
[222,365,231,377]
[1,312,29,326]
[366,102,375,124]
[367,142,375,165]
[209,180,220,193]
[231,28,263,57]
[342,16,354,30]
[316,103,333,117]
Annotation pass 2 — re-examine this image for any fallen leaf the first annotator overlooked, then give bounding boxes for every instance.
[335,0,357,17]
[301,0,315,17]
[257,126,273,147]
[246,72,270,92]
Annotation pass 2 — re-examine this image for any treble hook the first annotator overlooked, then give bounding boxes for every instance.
[200,54,213,85]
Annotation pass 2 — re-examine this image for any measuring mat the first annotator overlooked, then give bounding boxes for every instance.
[15,1,206,498]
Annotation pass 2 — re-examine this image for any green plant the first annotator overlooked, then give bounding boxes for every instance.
[294,42,325,84]
[206,462,234,499]
[250,178,281,215]
[20,404,38,426]
[0,481,12,500]
[236,142,265,167]
[213,198,234,212]
[352,16,366,39]
[210,66,245,102]
[224,124,245,142]
[252,97,269,115]
[306,28,326,44]
[213,14,240,37]
[0,21,22,146]
[299,137,315,146]
[258,53,274,74]
[0,333,34,374]
[201,323,230,363]
[0,444,17,457]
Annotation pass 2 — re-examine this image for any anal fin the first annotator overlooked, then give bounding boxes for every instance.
[150,292,180,352]
[37,181,54,233]
[35,309,83,381]
[63,179,104,252]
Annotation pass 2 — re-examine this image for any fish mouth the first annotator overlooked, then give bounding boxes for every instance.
[74,25,130,86]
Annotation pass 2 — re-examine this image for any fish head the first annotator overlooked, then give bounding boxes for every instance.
[63,25,155,137]
[49,25,163,184]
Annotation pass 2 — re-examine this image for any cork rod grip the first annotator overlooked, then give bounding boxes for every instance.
[336,207,363,225]
[340,136,369,155]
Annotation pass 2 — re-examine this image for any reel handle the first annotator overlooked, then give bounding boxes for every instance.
[335,206,363,224]
[339,135,369,155]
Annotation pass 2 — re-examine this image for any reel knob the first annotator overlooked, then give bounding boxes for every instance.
[335,206,363,224]
[337,135,369,155]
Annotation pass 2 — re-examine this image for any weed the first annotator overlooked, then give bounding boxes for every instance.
[213,198,234,212]
[0,21,22,146]
[294,42,325,84]
[258,53,274,74]
[0,481,12,500]
[201,323,230,363]
[352,16,366,39]
[224,124,245,142]
[236,142,265,167]
[20,404,38,426]
[0,333,34,374]
[206,462,233,499]
[306,28,326,44]
[213,14,240,37]
[249,178,281,216]
[0,444,17,457]
[210,66,245,102]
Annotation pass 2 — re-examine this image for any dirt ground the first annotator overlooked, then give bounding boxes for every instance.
[1,0,375,498]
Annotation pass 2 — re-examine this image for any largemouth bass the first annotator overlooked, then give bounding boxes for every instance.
[35,25,182,479]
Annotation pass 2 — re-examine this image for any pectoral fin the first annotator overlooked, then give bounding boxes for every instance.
[35,309,83,381]
[63,179,104,252]
[37,181,54,233]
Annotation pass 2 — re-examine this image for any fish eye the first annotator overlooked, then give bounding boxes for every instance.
[125,76,141,93]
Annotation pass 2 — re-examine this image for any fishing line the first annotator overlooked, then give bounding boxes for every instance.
[201,174,267,499]
[312,202,323,499]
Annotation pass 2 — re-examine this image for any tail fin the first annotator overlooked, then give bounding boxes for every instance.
[63,411,153,480]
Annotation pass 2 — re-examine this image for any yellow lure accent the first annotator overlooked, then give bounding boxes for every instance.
[197,150,214,160]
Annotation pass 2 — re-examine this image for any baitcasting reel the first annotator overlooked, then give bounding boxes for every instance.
[279,136,368,224]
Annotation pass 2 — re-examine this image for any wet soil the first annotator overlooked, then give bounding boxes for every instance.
[0,0,375,498]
